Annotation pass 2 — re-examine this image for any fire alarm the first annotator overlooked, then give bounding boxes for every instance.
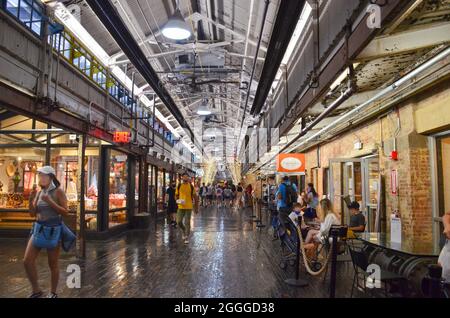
[390,150,398,161]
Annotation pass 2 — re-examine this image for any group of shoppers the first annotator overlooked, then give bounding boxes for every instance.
[196,182,244,209]
[270,176,367,241]
[20,165,450,298]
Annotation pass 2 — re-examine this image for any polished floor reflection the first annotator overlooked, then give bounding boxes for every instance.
[0,206,355,298]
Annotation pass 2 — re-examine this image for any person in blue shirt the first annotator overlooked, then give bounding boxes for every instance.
[276,176,298,215]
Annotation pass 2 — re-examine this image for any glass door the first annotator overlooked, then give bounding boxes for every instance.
[432,133,450,247]
[361,156,381,232]
[330,159,361,225]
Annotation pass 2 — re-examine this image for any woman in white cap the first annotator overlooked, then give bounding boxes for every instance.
[24,166,68,298]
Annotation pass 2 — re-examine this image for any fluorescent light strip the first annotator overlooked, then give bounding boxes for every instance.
[53,3,196,153]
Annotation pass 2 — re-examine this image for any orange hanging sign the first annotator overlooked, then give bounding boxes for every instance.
[113,131,131,143]
[276,153,306,173]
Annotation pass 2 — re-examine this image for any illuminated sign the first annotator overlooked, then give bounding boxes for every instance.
[113,131,131,143]
[276,153,305,173]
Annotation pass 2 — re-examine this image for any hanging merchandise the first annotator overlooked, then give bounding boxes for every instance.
[6,162,15,177]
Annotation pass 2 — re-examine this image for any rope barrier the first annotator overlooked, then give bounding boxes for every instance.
[295,224,333,276]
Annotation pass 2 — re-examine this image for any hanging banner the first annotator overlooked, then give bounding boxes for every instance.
[276,153,306,173]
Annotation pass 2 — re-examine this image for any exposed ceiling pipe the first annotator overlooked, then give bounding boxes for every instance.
[252,45,450,173]
[236,0,271,154]
[287,46,450,153]
[281,86,354,152]
[85,0,202,152]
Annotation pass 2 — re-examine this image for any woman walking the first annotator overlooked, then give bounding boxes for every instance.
[24,166,69,298]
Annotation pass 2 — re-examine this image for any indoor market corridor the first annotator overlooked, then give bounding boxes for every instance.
[0,206,355,298]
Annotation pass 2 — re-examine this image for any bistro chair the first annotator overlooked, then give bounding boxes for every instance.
[348,242,406,298]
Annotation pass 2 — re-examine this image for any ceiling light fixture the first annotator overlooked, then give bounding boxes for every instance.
[197,100,212,116]
[162,1,192,40]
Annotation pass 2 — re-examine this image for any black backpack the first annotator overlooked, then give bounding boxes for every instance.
[284,183,298,208]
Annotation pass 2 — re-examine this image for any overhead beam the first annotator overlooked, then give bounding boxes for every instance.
[278,0,413,137]
[85,0,201,150]
[250,0,306,115]
[190,12,268,52]
[356,22,450,61]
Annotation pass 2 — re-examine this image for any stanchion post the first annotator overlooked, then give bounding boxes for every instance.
[329,229,339,298]
[256,199,266,228]
[285,224,308,287]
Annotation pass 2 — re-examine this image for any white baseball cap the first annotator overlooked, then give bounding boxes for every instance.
[37,166,56,175]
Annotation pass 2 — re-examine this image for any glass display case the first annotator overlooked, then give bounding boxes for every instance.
[50,146,100,231]
[148,165,157,214]
[134,160,140,211]
[157,169,165,214]
[108,150,128,228]
[0,148,44,229]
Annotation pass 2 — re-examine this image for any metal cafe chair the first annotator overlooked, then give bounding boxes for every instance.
[348,242,406,298]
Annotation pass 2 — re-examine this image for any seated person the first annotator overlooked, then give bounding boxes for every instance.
[347,201,366,233]
[288,203,303,227]
[289,203,311,239]
[302,201,319,224]
[438,212,450,283]
[304,198,340,245]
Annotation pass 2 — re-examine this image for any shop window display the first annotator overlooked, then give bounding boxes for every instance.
[135,160,139,210]
[109,150,128,228]
[50,147,100,231]
[157,169,165,214]
[148,165,156,213]
[0,148,44,229]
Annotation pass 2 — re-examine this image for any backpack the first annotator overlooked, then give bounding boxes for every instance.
[177,183,194,199]
[283,183,298,208]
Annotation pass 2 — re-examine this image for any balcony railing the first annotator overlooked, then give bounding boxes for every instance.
[1,0,174,146]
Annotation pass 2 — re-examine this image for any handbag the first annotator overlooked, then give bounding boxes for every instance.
[61,222,76,252]
[31,222,62,249]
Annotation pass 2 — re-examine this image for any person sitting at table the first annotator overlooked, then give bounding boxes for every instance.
[438,212,450,282]
[304,198,340,245]
[347,201,366,233]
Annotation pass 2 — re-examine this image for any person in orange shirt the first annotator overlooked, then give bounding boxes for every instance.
[175,173,198,244]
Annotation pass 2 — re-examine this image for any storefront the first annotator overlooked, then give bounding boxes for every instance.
[0,109,140,238]
[145,158,176,219]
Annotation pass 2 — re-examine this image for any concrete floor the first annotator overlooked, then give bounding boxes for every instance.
[0,206,357,298]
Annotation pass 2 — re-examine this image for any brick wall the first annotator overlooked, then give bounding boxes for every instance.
[303,103,434,241]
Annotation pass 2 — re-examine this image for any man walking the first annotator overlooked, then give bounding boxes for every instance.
[176,173,198,244]
[199,182,207,207]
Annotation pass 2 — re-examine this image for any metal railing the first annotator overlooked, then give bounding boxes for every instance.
[1,0,175,146]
